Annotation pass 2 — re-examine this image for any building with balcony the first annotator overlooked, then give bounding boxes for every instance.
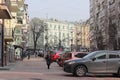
[90,0,120,51]
[2,0,29,66]
[13,0,29,60]
[75,20,90,51]
[0,0,12,66]
[0,0,12,19]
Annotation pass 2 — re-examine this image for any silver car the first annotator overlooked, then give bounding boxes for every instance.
[63,50,120,77]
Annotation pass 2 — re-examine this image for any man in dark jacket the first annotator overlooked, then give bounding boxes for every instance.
[45,51,53,69]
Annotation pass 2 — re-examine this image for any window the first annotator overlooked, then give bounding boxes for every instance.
[97,54,106,59]
[66,53,72,58]
[63,33,65,37]
[54,25,56,30]
[58,25,60,30]
[63,26,64,29]
[109,54,120,59]
[75,53,87,58]
[50,24,52,28]
[95,53,106,59]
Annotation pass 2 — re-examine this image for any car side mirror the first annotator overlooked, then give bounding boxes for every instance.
[92,57,96,61]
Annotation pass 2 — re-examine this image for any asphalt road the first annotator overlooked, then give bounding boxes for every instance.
[0,56,120,80]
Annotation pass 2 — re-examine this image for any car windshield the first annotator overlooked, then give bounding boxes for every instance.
[83,51,97,59]
[75,53,87,58]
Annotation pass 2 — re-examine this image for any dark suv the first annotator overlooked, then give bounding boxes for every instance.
[63,50,120,77]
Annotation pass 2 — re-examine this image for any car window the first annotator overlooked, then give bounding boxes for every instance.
[64,52,72,58]
[67,53,72,58]
[95,53,106,59]
[109,54,120,59]
[75,53,87,58]
[97,54,106,59]
[83,51,97,59]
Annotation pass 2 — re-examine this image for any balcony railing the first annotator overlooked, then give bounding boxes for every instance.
[0,0,12,19]
[17,11,24,16]
[0,0,11,10]
[10,0,19,12]
[10,0,18,4]
[4,28,14,41]
[18,0,24,5]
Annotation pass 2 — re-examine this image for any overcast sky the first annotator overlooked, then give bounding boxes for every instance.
[25,0,90,21]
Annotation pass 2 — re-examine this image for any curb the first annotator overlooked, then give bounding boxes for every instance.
[0,67,10,70]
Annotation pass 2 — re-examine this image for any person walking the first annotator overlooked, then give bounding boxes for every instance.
[45,51,53,69]
[27,51,30,60]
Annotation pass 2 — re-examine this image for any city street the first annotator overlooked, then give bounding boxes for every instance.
[1,0,120,80]
[0,56,119,80]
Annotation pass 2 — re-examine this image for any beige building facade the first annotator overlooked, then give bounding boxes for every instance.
[75,20,90,51]
[0,0,29,66]
[0,0,12,66]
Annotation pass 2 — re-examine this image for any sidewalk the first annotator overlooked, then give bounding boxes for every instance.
[0,55,44,71]
[0,62,16,71]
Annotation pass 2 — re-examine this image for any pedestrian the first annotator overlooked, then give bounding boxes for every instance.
[27,51,30,60]
[45,51,53,69]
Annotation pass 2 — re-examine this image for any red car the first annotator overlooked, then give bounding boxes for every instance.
[57,52,88,67]
[51,51,64,61]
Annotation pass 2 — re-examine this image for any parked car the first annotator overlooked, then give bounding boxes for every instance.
[38,51,44,57]
[57,52,88,67]
[63,50,120,77]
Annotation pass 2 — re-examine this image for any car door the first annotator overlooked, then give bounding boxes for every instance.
[106,52,120,73]
[88,52,107,73]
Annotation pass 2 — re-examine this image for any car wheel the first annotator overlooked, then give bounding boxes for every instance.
[74,65,87,77]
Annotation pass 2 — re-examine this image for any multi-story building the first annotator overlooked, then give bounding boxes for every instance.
[90,0,120,51]
[0,0,29,66]
[0,0,12,66]
[75,20,90,51]
[28,19,76,51]
[43,19,76,51]
[13,0,29,59]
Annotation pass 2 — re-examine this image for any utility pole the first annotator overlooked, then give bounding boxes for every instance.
[0,19,4,66]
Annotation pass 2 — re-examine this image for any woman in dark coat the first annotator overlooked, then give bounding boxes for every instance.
[45,51,53,69]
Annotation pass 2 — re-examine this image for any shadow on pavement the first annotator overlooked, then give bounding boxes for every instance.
[62,74,76,77]
[30,78,43,80]
[63,73,120,78]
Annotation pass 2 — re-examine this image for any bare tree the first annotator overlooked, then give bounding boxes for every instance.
[30,17,46,53]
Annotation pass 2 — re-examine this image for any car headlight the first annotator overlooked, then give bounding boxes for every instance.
[68,61,75,64]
